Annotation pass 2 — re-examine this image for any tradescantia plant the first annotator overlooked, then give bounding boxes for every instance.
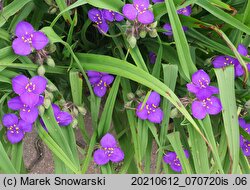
[0,0,250,174]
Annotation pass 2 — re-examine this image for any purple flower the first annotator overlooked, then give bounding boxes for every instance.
[93,133,124,165]
[12,21,49,56]
[212,56,244,77]
[2,114,32,144]
[163,23,188,36]
[12,75,47,108]
[52,104,73,126]
[177,5,192,16]
[7,95,44,124]
[187,69,219,99]
[87,71,114,97]
[191,96,222,120]
[163,150,189,172]
[237,44,250,72]
[88,8,109,33]
[239,118,250,156]
[149,51,156,64]
[102,9,124,22]
[122,0,154,24]
[136,91,163,123]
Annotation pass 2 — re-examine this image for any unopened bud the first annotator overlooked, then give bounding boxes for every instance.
[38,65,46,76]
[150,21,158,29]
[127,92,135,100]
[71,118,78,128]
[38,106,45,116]
[245,100,250,109]
[46,44,57,53]
[43,98,51,109]
[139,95,145,102]
[48,7,57,14]
[135,89,145,97]
[149,29,158,38]
[139,30,147,38]
[124,101,132,108]
[73,107,79,117]
[46,56,55,67]
[127,35,137,48]
[77,106,87,116]
[46,83,57,92]
[170,108,182,119]
[44,0,54,6]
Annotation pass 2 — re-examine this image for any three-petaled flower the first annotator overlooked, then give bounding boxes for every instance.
[239,118,250,156]
[102,10,124,22]
[87,71,114,97]
[177,5,192,16]
[136,91,163,123]
[163,23,187,36]
[52,104,73,126]
[12,75,47,108]
[88,8,109,33]
[163,150,189,172]
[7,96,44,124]
[2,114,32,144]
[122,0,154,24]
[93,133,124,165]
[12,21,49,56]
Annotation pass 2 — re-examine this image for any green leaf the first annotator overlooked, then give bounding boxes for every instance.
[85,0,124,12]
[0,141,17,174]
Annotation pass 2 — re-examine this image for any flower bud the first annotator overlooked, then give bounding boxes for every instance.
[139,95,145,102]
[149,29,158,38]
[71,118,78,128]
[139,30,147,38]
[38,106,45,116]
[46,44,57,53]
[245,100,250,109]
[48,7,57,14]
[127,35,137,48]
[44,0,54,6]
[150,21,158,29]
[170,108,182,119]
[46,83,57,92]
[124,101,132,108]
[135,89,145,97]
[127,92,135,100]
[73,107,79,117]
[77,106,87,116]
[46,56,55,67]
[43,98,51,109]
[38,65,46,76]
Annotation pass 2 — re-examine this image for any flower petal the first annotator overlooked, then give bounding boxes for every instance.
[237,44,248,56]
[89,77,101,85]
[102,75,114,85]
[148,108,163,123]
[163,23,173,36]
[7,130,24,144]
[88,8,102,22]
[177,5,192,16]
[93,85,107,97]
[195,88,213,100]
[57,111,73,126]
[52,104,61,115]
[186,83,199,94]
[8,96,23,110]
[97,21,109,33]
[31,31,49,50]
[163,152,177,164]
[87,71,101,77]
[206,96,222,115]
[192,69,210,86]
[2,114,19,127]
[206,86,219,94]
[12,75,29,95]
[234,61,244,77]
[100,133,117,148]
[191,100,207,119]
[115,13,124,21]
[134,0,150,10]
[241,142,250,156]
[37,95,44,106]
[20,92,39,108]
[18,119,33,132]
[147,91,161,106]
[109,148,124,163]
[15,21,34,38]
[102,10,115,22]
[122,4,137,21]
[30,76,47,94]
[136,103,148,120]
[212,56,229,68]
[170,162,183,172]
[138,10,154,24]
[20,107,38,124]
[93,149,110,165]
[12,38,32,56]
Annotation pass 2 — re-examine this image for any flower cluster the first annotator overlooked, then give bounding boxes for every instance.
[163,150,189,172]
[88,8,124,34]
[212,44,250,77]
[2,75,47,143]
[136,91,163,123]
[123,0,154,25]
[239,118,250,156]
[163,5,191,36]
[187,70,222,120]
[12,21,49,56]
[87,71,114,97]
[93,133,124,165]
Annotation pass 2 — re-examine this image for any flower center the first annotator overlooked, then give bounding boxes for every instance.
[145,103,157,114]
[134,4,147,14]
[8,124,20,134]
[94,13,103,25]
[198,77,209,88]
[21,32,34,43]
[104,147,114,157]
[96,79,107,89]
[25,82,36,93]
[22,104,31,113]
[202,98,213,109]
